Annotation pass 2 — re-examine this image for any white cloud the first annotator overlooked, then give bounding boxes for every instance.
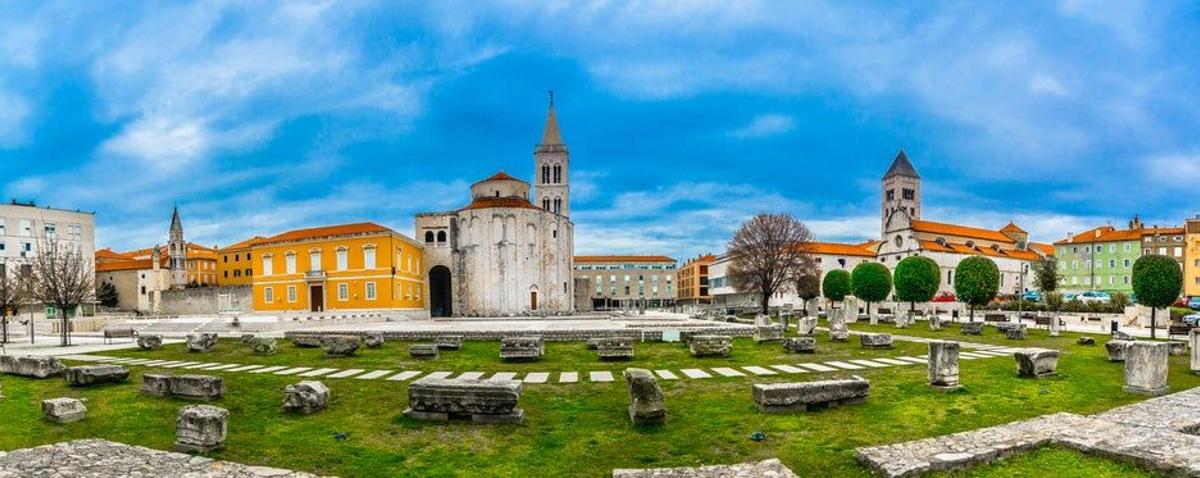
[728,114,796,139]
[1145,153,1200,186]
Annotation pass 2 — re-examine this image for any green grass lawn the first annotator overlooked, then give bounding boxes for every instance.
[1,324,1191,477]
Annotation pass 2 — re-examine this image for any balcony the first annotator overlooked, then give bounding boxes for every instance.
[305,270,326,282]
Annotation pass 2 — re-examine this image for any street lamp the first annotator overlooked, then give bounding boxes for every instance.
[1018,263,1028,322]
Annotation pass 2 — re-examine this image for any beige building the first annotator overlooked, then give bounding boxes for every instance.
[95,248,170,313]
[574,255,676,310]
[1186,216,1200,299]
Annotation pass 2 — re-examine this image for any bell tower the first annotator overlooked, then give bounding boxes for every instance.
[168,205,187,289]
[534,92,569,217]
[881,149,921,236]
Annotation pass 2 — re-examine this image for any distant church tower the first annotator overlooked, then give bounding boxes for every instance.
[881,149,921,236]
[168,205,187,289]
[534,92,570,217]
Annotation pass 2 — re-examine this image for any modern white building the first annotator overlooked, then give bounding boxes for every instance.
[0,200,97,315]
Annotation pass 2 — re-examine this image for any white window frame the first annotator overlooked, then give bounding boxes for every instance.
[262,254,274,276]
[285,252,297,274]
[336,247,348,271]
[365,281,376,301]
[337,283,349,301]
[287,286,297,303]
[309,250,322,272]
[264,286,274,303]
[364,245,376,270]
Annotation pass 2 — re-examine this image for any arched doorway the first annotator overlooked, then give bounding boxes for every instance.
[529,285,539,312]
[429,266,452,317]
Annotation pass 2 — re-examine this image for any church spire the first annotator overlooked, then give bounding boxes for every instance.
[170,204,182,233]
[883,148,920,179]
[540,90,562,145]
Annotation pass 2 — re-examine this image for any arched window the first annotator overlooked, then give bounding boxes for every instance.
[436,231,447,243]
[894,235,903,248]
[541,165,550,183]
[424,231,434,243]
[542,198,550,210]
[553,165,561,183]
[553,198,561,214]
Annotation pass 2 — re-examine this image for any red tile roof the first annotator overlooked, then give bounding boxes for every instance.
[1140,226,1184,236]
[575,255,676,263]
[999,222,1027,234]
[1054,226,1142,245]
[219,236,267,252]
[797,241,877,257]
[460,196,539,211]
[1029,242,1055,256]
[259,223,394,245]
[920,240,1041,261]
[912,220,1015,243]
[472,171,528,186]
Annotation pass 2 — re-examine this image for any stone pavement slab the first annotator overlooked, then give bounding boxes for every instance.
[558,372,579,383]
[589,371,614,382]
[712,367,745,377]
[204,364,241,371]
[161,361,200,369]
[742,366,777,375]
[797,363,838,372]
[299,368,339,377]
[824,361,865,370]
[386,371,422,381]
[848,359,890,368]
[250,366,289,374]
[523,372,549,384]
[654,370,679,380]
[424,371,453,380]
[894,357,928,364]
[874,358,913,366]
[355,370,392,380]
[456,372,485,380]
[488,372,517,382]
[181,362,218,370]
[770,364,806,374]
[326,368,366,379]
[680,368,711,379]
[227,365,267,372]
[274,367,313,376]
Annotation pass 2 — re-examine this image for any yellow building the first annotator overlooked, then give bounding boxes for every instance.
[676,254,716,305]
[249,222,425,313]
[217,236,266,286]
[1186,216,1200,299]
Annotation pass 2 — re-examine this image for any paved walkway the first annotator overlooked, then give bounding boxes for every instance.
[856,386,1200,477]
[59,337,1025,386]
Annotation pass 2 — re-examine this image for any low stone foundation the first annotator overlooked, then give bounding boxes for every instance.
[0,439,317,477]
[612,459,797,477]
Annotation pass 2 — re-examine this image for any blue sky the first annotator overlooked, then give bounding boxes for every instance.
[2,1,1198,261]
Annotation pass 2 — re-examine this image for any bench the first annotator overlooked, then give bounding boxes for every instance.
[1168,323,1193,340]
[983,313,1008,323]
[103,327,138,344]
[1034,316,1054,329]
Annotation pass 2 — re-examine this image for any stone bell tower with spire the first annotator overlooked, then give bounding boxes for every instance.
[168,205,187,289]
[881,149,921,236]
[534,91,570,217]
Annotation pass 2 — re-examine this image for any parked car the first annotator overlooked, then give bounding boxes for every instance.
[1077,291,1111,304]
[1183,313,1200,328]
[1189,297,1200,311]
[1022,290,1041,302]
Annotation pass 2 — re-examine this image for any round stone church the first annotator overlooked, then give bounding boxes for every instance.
[414,100,574,317]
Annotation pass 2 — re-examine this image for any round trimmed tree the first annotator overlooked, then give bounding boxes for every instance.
[954,256,1000,322]
[1132,254,1183,339]
[794,272,821,314]
[894,256,940,314]
[822,269,851,311]
[850,262,892,317]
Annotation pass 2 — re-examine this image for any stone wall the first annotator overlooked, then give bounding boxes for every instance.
[160,286,252,315]
[285,325,753,342]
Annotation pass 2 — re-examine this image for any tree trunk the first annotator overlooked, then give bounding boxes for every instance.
[60,307,70,347]
[969,307,975,322]
[761,291,770,316]
[1151,307,1156,340]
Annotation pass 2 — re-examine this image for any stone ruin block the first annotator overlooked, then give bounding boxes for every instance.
[291,335,322,348]
[927,314,942,331]
[1123,341,1169,396]
[1014,348,1058,378]
[960,322,984,335]
[927,341,960,391]
[1191,329,1200,374]
[688,335,733,358]
[321,335,361,357]
[782,337,816,354]
[137,334,163,351]
[859,333,893,349]
[1106,340,1135,362]
[795,317,817,336]
[65,365,129,387]
[500,336,543,362]
[436,335,463,350]
[752,376,870,413]
[1005,324,1028,340]
[1077,337,1096,346]
[624,368,665,425]
[249,337,277,355]
[596,337,634,361]
[186,333,218,353]
[364,332,385,348]
[283,380,330,414]
[0,355,66,379]
[753,325,785,344]
[42,397,86,424]
[141,374,224,400]
[404,377,524,424]
[1166,341,1187,357]
[585,337,602,350]
[175,404,228,453]
[240,334,255,345]
[409,343,439,360]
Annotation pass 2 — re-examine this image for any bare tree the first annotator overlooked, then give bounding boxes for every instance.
[727,213,815,315]
[0,262,27,343]
[28,239,95,346]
